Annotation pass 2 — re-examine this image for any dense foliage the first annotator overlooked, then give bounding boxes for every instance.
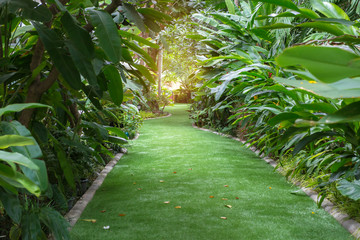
[0,0,178,238]
[190,0,360,219]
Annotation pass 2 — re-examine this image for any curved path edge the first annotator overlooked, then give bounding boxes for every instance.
[192,124,360,239]
[65,153,124,229]
[144,113,172,120]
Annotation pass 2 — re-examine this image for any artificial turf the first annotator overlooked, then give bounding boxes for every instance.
[71,104,353,240]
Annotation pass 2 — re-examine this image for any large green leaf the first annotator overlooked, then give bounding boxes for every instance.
[0,135,35,149]
[311,0,356,35]
[255,0,318,18]
[107,136,128,145]
[276,46,360,83]
[82,121,109,140]
[268,113,301,126]
[6,0,52,22]
[39,207,70,240]
[0,103,51,117]
[248,104,283,115]
[33,22,82,90]
[311,0,349,20]
[66,42,98,86]
[220,67,257,81]
[297,103,337,114]
[211,14,243,32]
[131,63,155,84]
[137,8,172,22]
[0,189,22,224]
[258,23,293,30]
[337,179,360,201]
[61,12,98,86]
[119,30,159,49]
[21,4,52,23]
[51,137,75,190]
[274,77,360,99]
[20,159,48,193]
[123,3,146,32]
[319,101,360,124]
[225,0,236,14]
[21,212,42,240]
[123,39,157,71]
[88,10,122,64]
[0,177,18,195]
[81,84,103,110]
[256,11,301,20]
[314,18,356,27]
[254,0,301,12]
[297,22,344,36]
[0,163,41,196]
[298,8,320,19]
[293,131,339,155]
[103,65,124,106]
[0,150,39,171]
[1,121,42,159]
[143,17,161,33]
[104,127,128,140]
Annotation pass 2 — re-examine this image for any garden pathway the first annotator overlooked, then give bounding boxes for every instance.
[71,104,352,240]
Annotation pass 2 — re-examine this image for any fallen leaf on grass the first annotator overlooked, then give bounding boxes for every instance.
[137,188,142,191]
[173,171,177,174]
[175,206,182,209]
[160,180,164,183]
[220,217,227,220]
[164,201,170,204]
[224,185,229,187]
[189,168,192,171]
[235,197,239,200]
[209,196,214,198]
[101,210,106,213]
[119,214,126,217]
[81,219,96,223]
[103,226,110,230]
[225,205,232,208]
[222,198,228,201]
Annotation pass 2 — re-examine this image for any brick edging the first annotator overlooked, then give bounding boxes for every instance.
[192,124,360,239]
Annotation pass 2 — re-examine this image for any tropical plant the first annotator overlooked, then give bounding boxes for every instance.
[0,103,71,239]
[0,0,173,237]
[189,0,360,218]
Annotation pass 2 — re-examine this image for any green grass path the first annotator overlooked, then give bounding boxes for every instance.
[71,104,352,240]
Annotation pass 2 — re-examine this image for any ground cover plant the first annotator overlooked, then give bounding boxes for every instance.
[189,0,360,220]
[71,105,353,240]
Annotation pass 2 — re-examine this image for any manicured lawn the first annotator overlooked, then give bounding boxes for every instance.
[71,104,353,240]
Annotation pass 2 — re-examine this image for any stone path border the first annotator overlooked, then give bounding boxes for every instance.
[65,153,124,228]
[65,133,141,229]
[144,113,172,120]
[193,124,360,239]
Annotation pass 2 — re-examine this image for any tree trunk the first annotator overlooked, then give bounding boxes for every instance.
[157,48,163,97]
[19,67,59,126]
[19,0,122,126]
